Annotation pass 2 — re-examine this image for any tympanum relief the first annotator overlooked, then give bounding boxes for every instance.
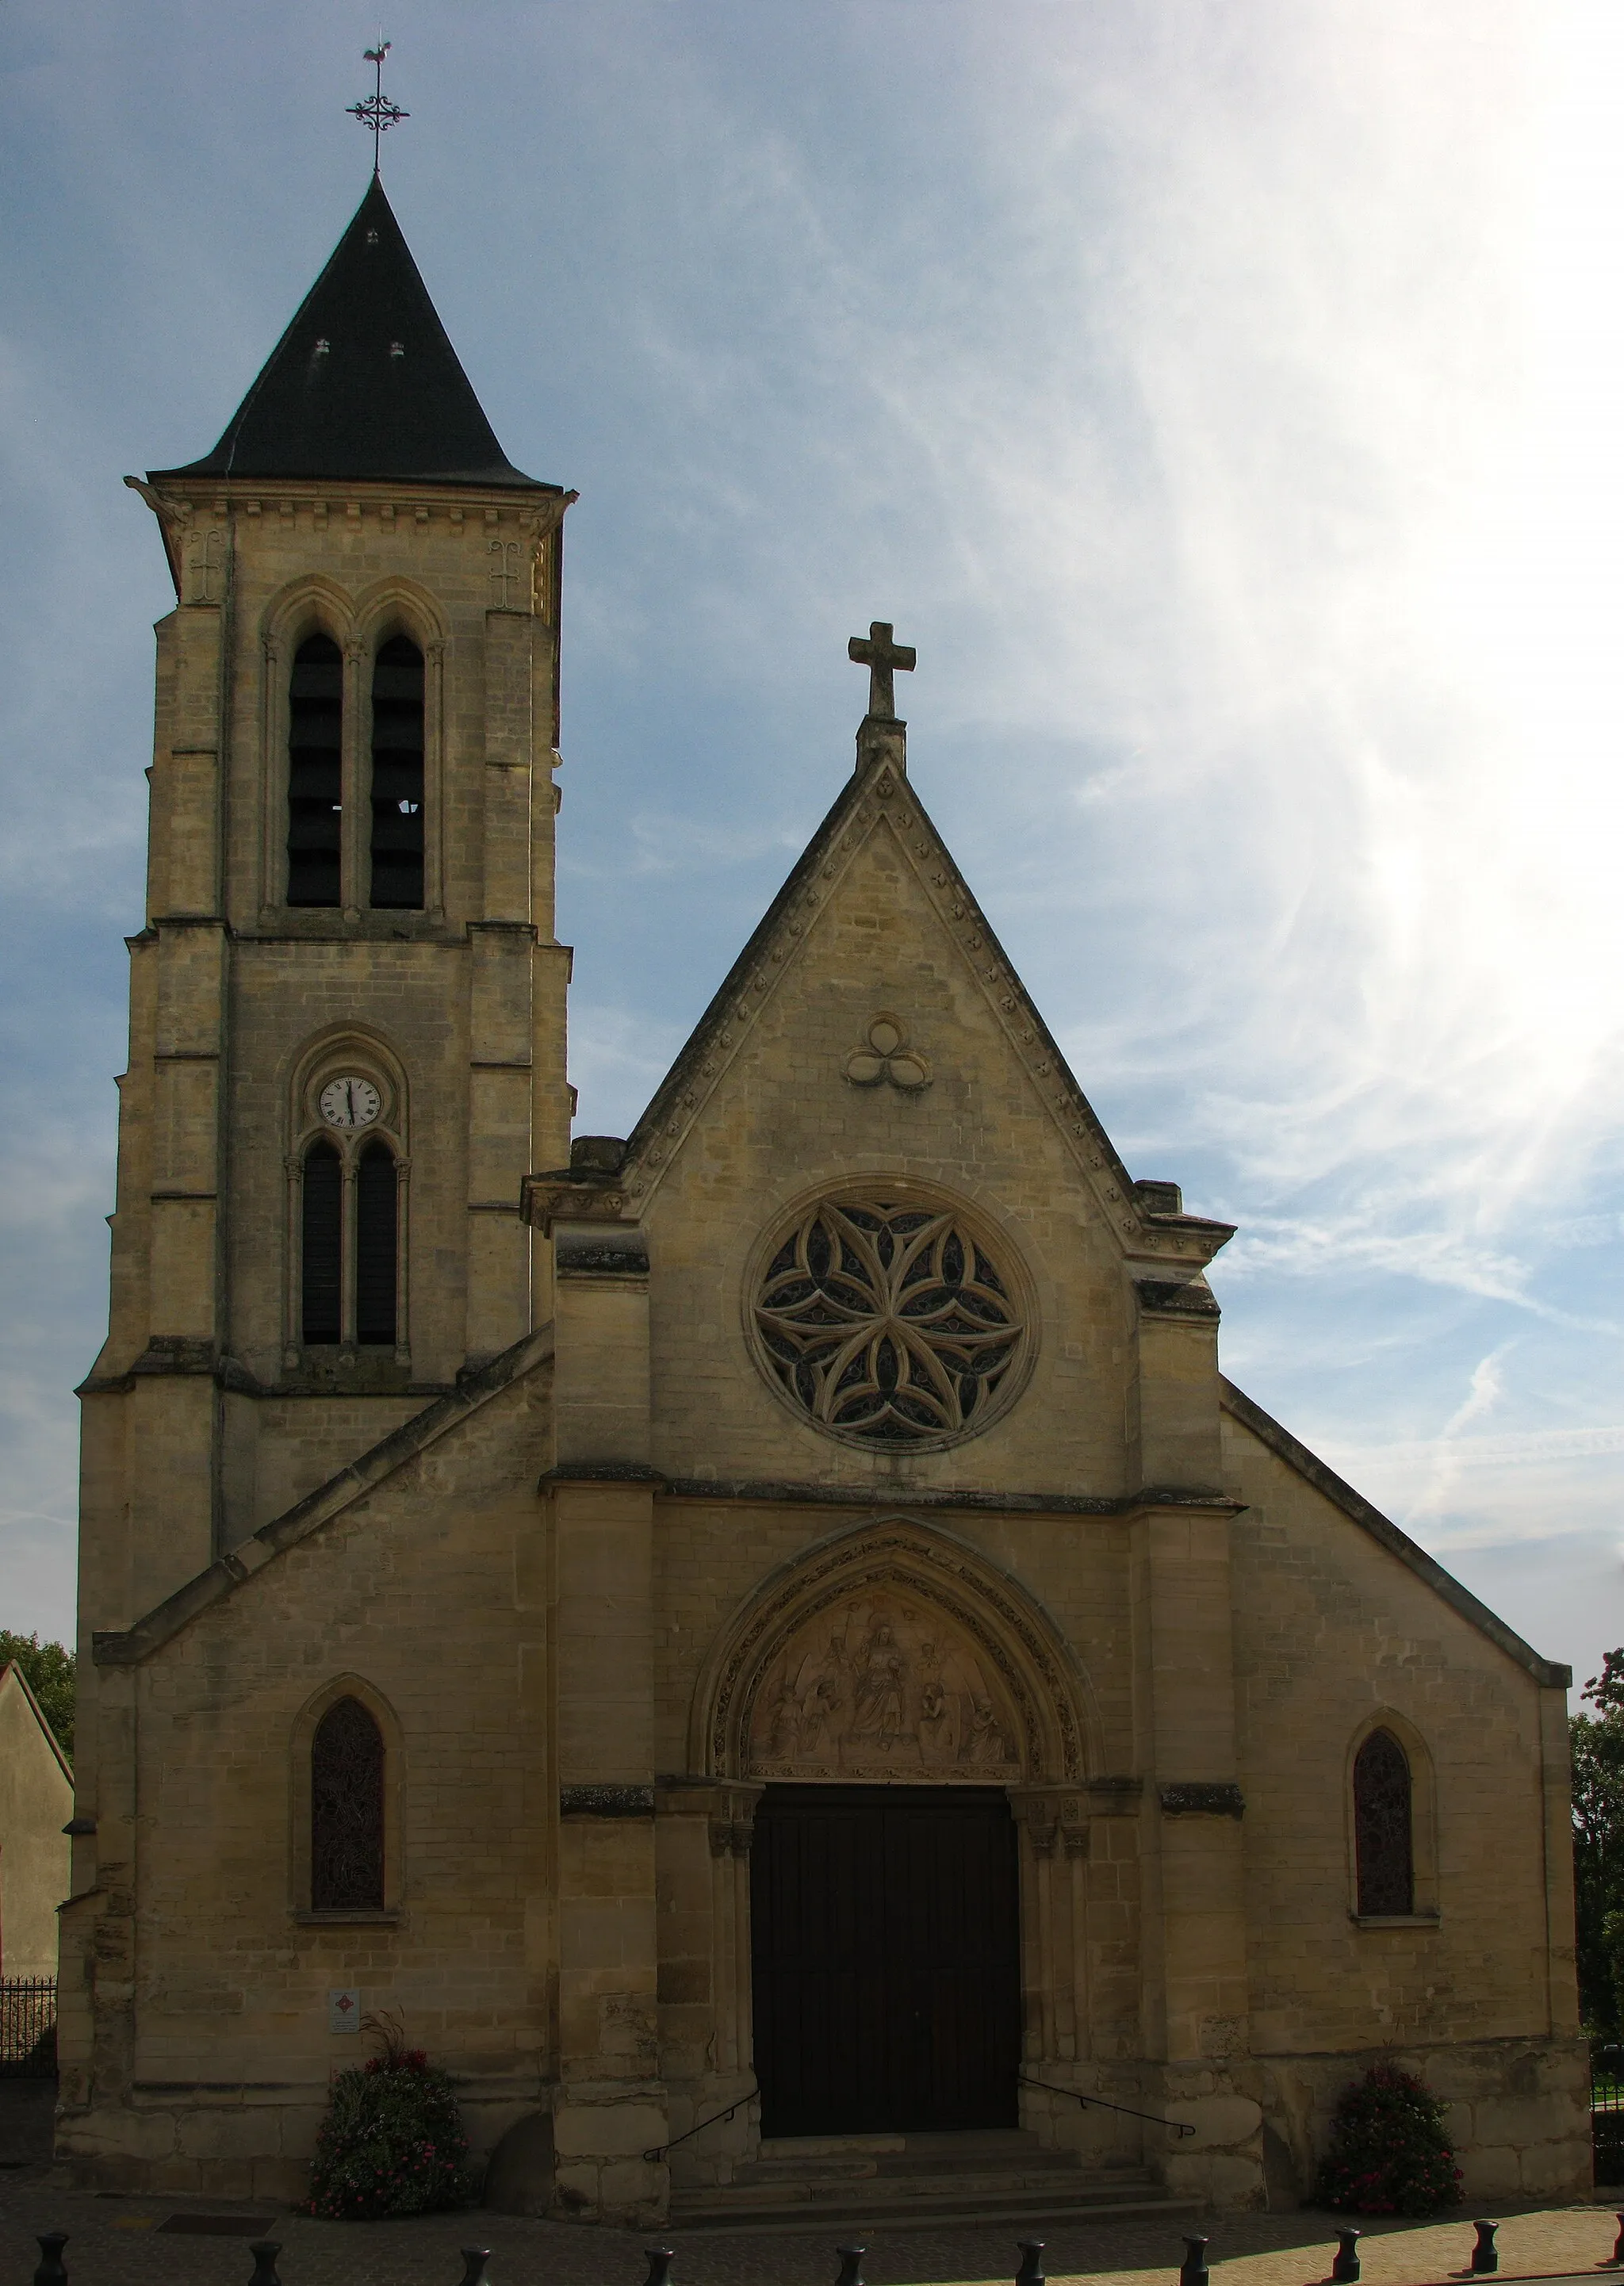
[748,1595,1017,1781]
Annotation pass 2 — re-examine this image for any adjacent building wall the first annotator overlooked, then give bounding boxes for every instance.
[0,1665,72,1978]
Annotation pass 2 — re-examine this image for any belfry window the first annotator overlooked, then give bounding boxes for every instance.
[1354,1727,1414,1916]
[301,1140,343,1344]
[286,634,344,907]
[369,634,424,909]
[355,1143,398,1346]
[301,1134,399,1349]
[310,1696,385,1911]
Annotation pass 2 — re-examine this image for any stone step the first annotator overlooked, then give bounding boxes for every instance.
[682,2168,1151,2208]
[668,2185,1202,2234]
[746,2150,1092,2184]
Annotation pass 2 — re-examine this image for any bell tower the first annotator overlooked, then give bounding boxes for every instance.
[79,175,576,1629]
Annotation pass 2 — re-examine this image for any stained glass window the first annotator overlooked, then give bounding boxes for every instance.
[1354,1726,1413,1916]
[311,1695,385,1911]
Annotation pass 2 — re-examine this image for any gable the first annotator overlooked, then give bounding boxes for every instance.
[619,741,1230,1286]
[570,736,1232,1492]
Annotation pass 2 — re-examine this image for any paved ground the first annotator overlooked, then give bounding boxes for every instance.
[0,2145,1621,2286]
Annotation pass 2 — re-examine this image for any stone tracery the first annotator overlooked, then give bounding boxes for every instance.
[753,1197,1026,1447]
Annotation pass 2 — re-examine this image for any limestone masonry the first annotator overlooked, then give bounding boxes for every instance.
[62,174,1588,2223]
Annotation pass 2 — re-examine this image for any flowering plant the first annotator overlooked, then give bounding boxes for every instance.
[1313,2064,1463,2216]
[306,2014,474,2219]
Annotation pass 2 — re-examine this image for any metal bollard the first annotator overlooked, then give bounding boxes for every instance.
[834,2247,868,2286]
[1470,2221,1499,2276]
[642,2251,676,2286]
[33,2236,68,2286]
[458,2253,492,2286]
[1179,2236,1209,2286]
[1016,2243,1046,2286]
[246,2246,282,2286]
[1331,2227,1361,2284]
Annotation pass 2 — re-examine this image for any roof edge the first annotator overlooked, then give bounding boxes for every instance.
[1219,1375,1572,1691]
[93,1323,553,1670]
[0,1660,73,1781]
[622,743,1146,1221]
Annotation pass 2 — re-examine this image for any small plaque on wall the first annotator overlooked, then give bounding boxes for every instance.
[328,1988,361,2034]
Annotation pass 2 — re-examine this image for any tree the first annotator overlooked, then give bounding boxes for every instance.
[1572,1647,1624,2037]
[0,1631,74,1760]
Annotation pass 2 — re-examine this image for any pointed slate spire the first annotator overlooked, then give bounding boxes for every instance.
[152,178,549,489]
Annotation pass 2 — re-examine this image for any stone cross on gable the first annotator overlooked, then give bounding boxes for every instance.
[848,621,916,721]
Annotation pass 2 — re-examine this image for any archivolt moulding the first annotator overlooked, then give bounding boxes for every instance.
[689,1514,1100,1786]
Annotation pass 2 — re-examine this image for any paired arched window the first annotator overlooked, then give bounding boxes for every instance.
[311,1695,385,1911]
[301,1138,399,1348]
[284,629,426,911]
[1353,1726,1414,1916]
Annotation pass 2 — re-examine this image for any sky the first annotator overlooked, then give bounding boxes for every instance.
[1,2,1620,1688]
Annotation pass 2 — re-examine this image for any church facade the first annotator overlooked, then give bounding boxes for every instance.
[62,178,1589,2223]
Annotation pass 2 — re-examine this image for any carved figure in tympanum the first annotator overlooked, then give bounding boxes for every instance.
[747,1593,1017,1781]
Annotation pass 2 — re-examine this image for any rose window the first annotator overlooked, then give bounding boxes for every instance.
[753,1197,1028,1446]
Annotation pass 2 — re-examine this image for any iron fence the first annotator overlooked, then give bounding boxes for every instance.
[0,1978,56,2078]
[1596,2039,1624,2184]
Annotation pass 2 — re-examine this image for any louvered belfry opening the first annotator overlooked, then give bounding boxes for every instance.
[369,634,425,909]
[301,1141,343,1345]
[1354,1727,1415,1916]
[355,1142,398,1346]
[286,634,344,906]
[310,1696,385,1912]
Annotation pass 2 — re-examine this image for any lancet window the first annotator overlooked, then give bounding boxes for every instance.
[301,1140,343,1345]
[368,634,425,909]
[285,633,345,907]
[310,1696,385,1912]
[1353,1725,1414,1916]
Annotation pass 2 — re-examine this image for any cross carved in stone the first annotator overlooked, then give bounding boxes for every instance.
[848,620,916,721]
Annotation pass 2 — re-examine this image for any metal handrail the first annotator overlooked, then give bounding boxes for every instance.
[1020,2072,1197,2137]
[644,2082,759,2163]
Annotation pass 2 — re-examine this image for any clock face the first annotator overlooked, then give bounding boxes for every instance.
[319,1075,382,1131]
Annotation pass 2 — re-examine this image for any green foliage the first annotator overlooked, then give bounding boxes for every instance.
[0,1631,74,1759]
[306,2020,474,2220]
[1572,1648,1624,2037]
[1313,2064,1463,2216]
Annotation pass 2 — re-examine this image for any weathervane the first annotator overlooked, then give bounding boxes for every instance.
[347,40,408,174]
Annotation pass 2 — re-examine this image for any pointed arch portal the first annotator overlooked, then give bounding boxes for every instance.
[688,1518,1101,2141]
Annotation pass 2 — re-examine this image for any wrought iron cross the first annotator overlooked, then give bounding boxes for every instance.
[347,41,408,173]
[848,620,916,720]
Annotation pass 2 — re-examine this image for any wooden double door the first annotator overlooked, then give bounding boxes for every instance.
[750,1784,1021,2136]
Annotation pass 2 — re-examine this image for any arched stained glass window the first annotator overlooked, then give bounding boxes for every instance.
[369,634,424,909]
[1354,1727,1414,1916]
[286,634,344,907]
[355,1142,397,1346]
[301,1140,343,1346]
[311,1695,385,1911]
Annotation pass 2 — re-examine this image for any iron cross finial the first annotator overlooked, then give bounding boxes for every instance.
[848,620,917,722]
[347,40,408,174]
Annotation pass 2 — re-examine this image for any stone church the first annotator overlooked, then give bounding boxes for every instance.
[62,174,1589,2223]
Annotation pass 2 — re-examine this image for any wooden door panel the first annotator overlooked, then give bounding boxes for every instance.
[751,1785,1018,2135]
